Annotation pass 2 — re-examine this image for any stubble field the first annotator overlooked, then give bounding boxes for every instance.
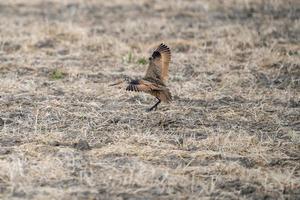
[0,0,299,199]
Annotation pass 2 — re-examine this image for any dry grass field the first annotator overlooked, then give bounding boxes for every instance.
[0,0,299,199]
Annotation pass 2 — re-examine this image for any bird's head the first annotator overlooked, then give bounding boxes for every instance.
[122,75,132,83]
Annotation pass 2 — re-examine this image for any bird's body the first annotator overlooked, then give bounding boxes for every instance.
[110,43,172,111]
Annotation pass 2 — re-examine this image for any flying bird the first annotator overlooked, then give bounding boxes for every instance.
[110,43,172,111]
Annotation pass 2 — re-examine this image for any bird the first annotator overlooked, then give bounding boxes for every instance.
[110,43,172,112]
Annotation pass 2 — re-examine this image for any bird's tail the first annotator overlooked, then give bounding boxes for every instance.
[160,89,172,103]
[165,89,172,103]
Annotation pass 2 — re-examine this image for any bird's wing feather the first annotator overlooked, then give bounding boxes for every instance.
[144,43,171,82]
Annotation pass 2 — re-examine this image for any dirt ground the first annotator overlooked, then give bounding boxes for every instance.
[0,0,299,199]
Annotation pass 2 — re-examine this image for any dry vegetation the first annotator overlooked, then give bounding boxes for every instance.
[0,0,299,199]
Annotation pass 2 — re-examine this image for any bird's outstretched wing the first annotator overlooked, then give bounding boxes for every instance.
[126,79,165,92]
[144,43,171,82]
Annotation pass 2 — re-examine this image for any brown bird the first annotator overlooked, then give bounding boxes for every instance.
[110,43,172,111]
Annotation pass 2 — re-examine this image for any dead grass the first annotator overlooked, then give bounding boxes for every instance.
[0,0,299,199]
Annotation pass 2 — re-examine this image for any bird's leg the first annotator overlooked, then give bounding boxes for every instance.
[147,98,161,112]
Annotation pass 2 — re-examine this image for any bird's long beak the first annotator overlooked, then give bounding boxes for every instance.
[109,80,125,86]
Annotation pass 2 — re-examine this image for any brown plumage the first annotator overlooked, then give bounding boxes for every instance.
[110,43,172,111]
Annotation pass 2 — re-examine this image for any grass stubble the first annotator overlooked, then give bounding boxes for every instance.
[0,0,299,199]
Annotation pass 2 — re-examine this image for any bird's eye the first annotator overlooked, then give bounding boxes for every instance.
[149,57,152,60]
